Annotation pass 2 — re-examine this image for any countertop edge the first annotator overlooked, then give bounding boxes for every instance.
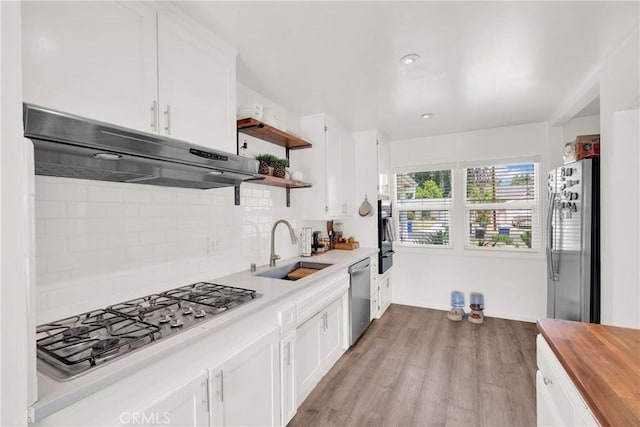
[536,318,640,427]
[31,248,379,422]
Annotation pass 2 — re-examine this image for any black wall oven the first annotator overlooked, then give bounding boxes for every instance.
[378,200,394,274]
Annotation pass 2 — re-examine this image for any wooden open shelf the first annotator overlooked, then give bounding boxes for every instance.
[237,118,311,149]
[248,174,312,189]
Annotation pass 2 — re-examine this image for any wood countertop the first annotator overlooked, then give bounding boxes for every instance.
[537,318,640,427]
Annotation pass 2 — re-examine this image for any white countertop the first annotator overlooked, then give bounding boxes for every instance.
[32,247,378,423]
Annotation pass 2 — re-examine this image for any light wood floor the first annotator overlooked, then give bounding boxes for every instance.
[289,304,537,427]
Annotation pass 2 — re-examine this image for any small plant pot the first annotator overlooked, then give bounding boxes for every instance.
[258,160,270,175]
[273,164,286,178]
[267,166,274,176]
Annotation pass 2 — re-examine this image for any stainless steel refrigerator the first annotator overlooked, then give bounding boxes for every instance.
[546,158,600,323]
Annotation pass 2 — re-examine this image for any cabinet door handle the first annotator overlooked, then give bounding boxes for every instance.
[164,104,171,135]
[216,371,224,402]
[150,101,158,132]
[543,376,552,386]
[324,312,328,330]
[202,377,210,412]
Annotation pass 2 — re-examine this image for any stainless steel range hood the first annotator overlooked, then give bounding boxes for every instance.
[23,103,261,189]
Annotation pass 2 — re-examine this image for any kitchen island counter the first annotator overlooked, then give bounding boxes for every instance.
[537,318,640,427]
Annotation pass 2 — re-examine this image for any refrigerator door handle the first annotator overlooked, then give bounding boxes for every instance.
[546,192,559,281]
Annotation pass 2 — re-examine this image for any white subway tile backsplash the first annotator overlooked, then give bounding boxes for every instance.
[151,189,178,204]
[37,271,70,286]
[35,181,44,200]
[36,201,67,218]
[43,180,87,201]
[124,245,156,263]
[85,217,124,233]
[47,253,81,273]
[35,176,304,323]
[138,230,167,246]
[123,187,153,203]
[45,218,87,236]
[36,237,68,256]
[87,185,123,203]
[68,234,109,252]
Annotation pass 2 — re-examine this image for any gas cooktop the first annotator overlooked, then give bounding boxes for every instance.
[36,282,260,381]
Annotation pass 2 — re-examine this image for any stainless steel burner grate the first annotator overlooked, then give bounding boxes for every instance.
[36,283,260,380]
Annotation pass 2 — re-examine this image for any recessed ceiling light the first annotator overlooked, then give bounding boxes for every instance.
[420,113,435,119]
[400,53,420,65]
[93,153,122,160]
[207,170,223,176]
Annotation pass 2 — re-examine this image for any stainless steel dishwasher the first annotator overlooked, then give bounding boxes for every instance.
[349,258,371,345]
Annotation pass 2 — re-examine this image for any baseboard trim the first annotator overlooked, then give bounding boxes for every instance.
[391,299,538,323]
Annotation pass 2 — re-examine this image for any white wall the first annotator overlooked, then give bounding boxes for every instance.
[1,2,32,425]
[599,28,640,328]
[563,115,600,148]
[341,130,378,248]
[604,109,639,329]
[34,178,302,324]
[389,122,549,322]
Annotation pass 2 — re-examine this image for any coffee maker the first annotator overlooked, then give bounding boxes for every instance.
[312,231,324,253]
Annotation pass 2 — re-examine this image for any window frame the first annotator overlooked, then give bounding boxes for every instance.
[392,158,542,255]
[463,161,539,252]
[393,165,455,249]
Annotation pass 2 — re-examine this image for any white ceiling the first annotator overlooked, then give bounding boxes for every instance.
[175,1,639,141]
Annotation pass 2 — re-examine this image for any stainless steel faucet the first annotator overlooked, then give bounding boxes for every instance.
[270,219,298,267]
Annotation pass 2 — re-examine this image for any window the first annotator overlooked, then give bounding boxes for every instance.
[465,162,538,250]
[395,169,452,246]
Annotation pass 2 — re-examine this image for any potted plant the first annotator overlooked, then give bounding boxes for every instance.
[255,153,278,175]
[273,157,288,178]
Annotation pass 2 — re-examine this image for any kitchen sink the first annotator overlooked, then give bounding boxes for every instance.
[256,261,333,281]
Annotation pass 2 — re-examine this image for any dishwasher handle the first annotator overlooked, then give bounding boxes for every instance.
[349,259,370,274]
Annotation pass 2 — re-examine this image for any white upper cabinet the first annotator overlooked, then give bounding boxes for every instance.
[294,114,355,219]
[21,2,237,151]
[156,12,236,151]
[377,137,391,198]
[21,2,156,131]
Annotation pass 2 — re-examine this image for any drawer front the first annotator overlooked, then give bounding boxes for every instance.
[296,273,349,325]
[278,305,297,335]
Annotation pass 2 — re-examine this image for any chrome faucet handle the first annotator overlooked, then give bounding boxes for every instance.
[269,254,281,267]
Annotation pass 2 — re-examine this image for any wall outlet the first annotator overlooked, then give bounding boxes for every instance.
[207,235,220,256]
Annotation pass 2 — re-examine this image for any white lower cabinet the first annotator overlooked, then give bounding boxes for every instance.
[296,297,345,404]
[377,271,392,318]
[536,334,598,427]
[210,328,281,427]
[322,298,344,369]
[370,291,380,321]
[296,307,324,404]
[134,371,209,427]
[280,332,297,425]
[370,261,380,320]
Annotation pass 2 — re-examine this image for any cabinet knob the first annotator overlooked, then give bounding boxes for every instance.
[543,376,552,386]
